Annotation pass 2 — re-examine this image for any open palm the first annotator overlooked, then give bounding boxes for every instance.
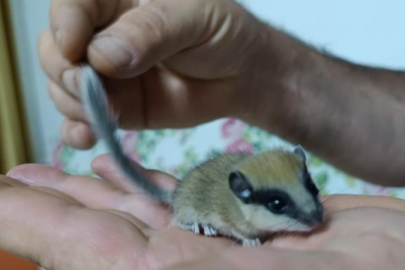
[2,155,405,270]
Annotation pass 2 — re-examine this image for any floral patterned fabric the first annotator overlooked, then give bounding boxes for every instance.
[50,118,405,198]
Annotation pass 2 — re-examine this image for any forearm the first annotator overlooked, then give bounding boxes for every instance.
[241,24,405,186]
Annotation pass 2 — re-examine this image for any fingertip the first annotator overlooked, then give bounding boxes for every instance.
[86,4,169,79]
[7,164,44,180]
[91,154,142,193]
[7,164,68,186]
[146,170,178,191]
[61,118,97,150]
[50,3,93,62]
[91,154,115,174]
[88,35,140,78]
[91,154,111,166]
[91,153,145,177]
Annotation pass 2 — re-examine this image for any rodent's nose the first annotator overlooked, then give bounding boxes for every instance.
[300,205,324,226]
[311,206,324,224]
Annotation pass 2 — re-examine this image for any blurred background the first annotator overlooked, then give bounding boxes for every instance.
[0,0,404,269]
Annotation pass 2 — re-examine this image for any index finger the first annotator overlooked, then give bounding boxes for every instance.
[49,0,134,61]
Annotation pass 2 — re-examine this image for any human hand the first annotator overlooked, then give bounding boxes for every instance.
[165,195,405,270]
[3,156,405,270]
[1,155,239,270]
[39,0,291,149]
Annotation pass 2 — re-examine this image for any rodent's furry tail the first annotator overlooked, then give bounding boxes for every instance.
[80,65,172,204]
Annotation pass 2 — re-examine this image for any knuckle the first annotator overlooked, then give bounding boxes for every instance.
[123,3,168,45]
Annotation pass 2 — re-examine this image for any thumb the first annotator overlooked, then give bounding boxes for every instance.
[88,0,210,78]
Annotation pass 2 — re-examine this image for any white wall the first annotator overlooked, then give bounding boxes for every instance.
[9,0,58,163]
[9,0,405,163]
[241,0,405,69]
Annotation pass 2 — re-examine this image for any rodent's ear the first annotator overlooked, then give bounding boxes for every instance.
[294,145,306,163]
[229,171,253,203]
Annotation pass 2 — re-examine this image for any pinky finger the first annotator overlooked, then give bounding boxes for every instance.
[61,118,96,149]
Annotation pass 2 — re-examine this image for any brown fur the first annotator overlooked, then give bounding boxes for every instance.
[237,150,304,188]
[172,149,321,243]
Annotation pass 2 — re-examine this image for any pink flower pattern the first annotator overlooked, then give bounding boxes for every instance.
[225,138,254,154]
[221,118,247,139]
[120,131,141,163]
[221,118,254,154]
[51,141,64,169]
[375,186,391,196]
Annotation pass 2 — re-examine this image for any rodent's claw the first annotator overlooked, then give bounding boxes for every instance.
[178,222,219,236]
[242,238,261,247]
[178,222,201,234]
[202,225,218,236]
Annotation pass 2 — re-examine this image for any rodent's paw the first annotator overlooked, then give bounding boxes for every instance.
[178,222,201,234]
[178,222,218,236]
[202,225,218,236]
[242,238,261,247]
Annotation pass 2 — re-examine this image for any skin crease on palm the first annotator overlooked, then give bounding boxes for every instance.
[1,156,405,270]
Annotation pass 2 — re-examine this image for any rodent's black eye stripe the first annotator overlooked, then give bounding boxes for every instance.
[251,189,294,207]
[303,166,319,197]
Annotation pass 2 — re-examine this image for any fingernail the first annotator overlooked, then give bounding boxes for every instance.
[91,36,136,68]
[62,68,79,96]
[7,170,34,185]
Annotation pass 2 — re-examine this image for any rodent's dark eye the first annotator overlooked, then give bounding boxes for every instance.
[267,197,288,214]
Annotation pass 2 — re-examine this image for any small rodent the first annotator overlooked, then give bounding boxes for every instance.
[80,65,324,246]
